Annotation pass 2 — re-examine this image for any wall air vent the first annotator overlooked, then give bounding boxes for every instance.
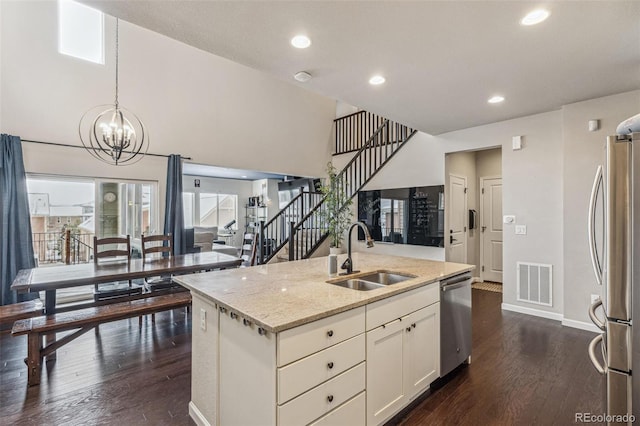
[516,262,552,306]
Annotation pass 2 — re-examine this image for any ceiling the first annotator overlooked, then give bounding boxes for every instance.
[83,1,640,135]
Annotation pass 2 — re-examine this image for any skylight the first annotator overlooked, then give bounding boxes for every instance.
[58,0,104,64]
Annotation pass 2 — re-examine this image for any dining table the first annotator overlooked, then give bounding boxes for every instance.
[11,251,242,314]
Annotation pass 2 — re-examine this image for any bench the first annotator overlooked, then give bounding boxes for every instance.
[12,292,192,386]
[0,299,44,327]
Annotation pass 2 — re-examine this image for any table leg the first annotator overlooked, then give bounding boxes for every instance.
[44,290,57,360]
[27,332,42,386]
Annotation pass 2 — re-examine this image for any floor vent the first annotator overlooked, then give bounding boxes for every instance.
[517,262,552,306]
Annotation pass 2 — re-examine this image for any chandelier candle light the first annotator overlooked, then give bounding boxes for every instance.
[79,18,148,165]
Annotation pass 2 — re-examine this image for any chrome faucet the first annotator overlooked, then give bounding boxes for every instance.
[340,221,375,275]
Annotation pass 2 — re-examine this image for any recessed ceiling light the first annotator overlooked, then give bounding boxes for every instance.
[488,95,505,104]
[521,9,550,26]
[241,175,247,178]
[369,75,386,85]
[291,35,311,49]
[294,71,312,82]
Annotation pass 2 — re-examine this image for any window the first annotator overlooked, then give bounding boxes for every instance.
[58,0,104,64]
[27,175,158,264]
[182,192,238,229]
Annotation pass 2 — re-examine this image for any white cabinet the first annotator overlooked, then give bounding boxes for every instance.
[403,303,440,399]
[366,288,440,426]
[366,318,406,426]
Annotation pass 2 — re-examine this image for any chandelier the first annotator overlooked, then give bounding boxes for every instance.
[79,19,148,165]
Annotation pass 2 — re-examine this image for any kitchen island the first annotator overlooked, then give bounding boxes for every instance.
[176,253,473,426]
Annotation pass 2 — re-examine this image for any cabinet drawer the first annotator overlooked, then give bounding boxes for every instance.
[309,392,365,426]
[278,362,365,426]
[366,284,438,331]
[278,334,365,404]
[278,306,365,366]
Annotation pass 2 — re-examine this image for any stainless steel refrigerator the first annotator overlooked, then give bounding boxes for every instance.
[588,132,639,424]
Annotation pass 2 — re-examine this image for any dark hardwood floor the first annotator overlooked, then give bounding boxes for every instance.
[0,290,603,425]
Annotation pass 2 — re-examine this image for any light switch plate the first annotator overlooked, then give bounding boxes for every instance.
[515,225,527,235]
[503,215,516,224]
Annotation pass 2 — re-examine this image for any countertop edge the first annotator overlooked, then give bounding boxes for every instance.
[178,266,474,333]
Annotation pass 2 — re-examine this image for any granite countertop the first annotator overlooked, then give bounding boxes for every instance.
[175,252,473,333]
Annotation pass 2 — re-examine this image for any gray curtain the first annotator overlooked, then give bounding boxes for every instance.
[163,154,185,255]
[1,134,36,305]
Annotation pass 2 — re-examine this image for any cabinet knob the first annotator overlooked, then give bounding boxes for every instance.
[327,330,334,337]
[412,323,416,328]
[327,395,334,403]
[243,319,251,326]
[230,312,237,319]
[406,327,412,332]
[258,327,266,336]
[327,362,334,369]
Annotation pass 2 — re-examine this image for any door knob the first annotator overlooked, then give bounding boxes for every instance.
[481,226,487,232]
[450,236,458,244]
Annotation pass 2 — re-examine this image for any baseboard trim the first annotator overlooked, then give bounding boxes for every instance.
[501,303,564,322]
[471,277,482,284]
[561,318,600,334]
[189,402,211,426]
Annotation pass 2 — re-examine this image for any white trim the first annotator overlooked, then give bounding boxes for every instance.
[502,303,600,334]
[189,402,212,426]
[501,303,563,321]
[561,318,600,334]
[471,276,482,283]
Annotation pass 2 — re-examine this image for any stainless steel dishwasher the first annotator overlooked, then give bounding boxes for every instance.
[440,272,472,377]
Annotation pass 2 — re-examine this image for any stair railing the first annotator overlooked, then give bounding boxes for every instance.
[287,119,417,261]
[257,191,323,264]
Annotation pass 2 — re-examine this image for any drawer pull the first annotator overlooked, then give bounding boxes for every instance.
[327,395,334,403]
[243,318,251,326]
[406,327,412,332]
[412,323,416,328]
[327,362,334,369]
[219,307,227,314]
[327,330,334,337]
[258,327,266,336]
[230,312,237,319]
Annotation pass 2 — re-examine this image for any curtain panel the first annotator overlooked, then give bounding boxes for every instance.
[164,154,186,255]
[1,134,36,305]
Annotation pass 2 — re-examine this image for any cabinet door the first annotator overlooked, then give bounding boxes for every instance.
[403,303,440,400]
[366,319,406,426]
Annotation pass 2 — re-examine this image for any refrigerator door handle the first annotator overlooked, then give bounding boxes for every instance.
[588,333,606,375]
[588,299,606,331]
[588,165,604,286]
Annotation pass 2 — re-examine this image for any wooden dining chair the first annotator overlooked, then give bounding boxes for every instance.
[93,235,143,302]
[141,233,181,292]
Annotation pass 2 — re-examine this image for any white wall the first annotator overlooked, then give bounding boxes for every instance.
[562,90,640,324]
[1,1,336,228]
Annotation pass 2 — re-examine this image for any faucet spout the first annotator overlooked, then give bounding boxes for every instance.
[340,221,375,275]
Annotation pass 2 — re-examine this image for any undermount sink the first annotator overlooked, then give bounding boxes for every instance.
[330,279,384,291]
[356,271,415,286]
[327,270,416,291]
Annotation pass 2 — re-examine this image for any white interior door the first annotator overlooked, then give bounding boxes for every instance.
[481,177,503,282]
[448,174,467,263]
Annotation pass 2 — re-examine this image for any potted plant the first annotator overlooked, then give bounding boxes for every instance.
[319,161,353,254]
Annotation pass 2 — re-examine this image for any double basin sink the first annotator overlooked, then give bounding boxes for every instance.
[327,270,416,291]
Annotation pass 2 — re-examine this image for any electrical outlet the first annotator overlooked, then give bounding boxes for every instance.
[591,294,600,304]
[515,225,527,235]
[200,308,207,331]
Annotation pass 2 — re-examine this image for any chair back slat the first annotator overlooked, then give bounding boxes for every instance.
[93,235,131,263]
[141,233,174,259]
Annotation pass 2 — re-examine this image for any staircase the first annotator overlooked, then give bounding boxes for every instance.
[257,111,417,264]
